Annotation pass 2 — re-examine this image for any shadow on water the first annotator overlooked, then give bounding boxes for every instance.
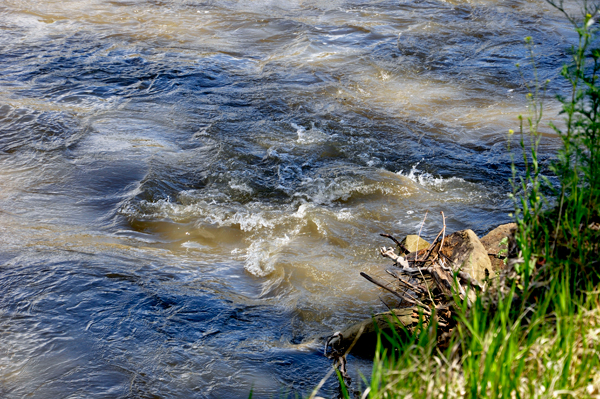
[0,0,576,397]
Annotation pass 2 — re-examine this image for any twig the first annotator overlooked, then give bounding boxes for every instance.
[380,297,393,311]
[416,211,429,261]
[362,272,418,303]
[385,268,399,279]
[439,211,447,253]
[386,269,427,294]
[414,214,446,264]
[380,247,409,268]
[391,266,434,275]
[418,264,436,307]
[416,213,446,264]
[360,272,431,315]
[380,233,409,254]
[439,251,452,263]
[416,231,442,264]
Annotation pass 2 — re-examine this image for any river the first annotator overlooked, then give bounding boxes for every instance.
[0,0,574,397]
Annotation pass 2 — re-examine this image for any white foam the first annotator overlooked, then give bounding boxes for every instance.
[292,202,312,218]
[243,231,297,277]
[181,241,210,251]
[335,208,353,221]
[397,162,468,192]
[296,175,398,206]
[227,211,275,232]
[291,122,327,144]
[127,197,279,233]
[228,179,254,194]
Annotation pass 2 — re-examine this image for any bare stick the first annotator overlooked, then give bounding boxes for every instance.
[392,266,435,275]
[380,246,400,261]
[380,247,409,268]
[360,272,431,315]
[439,211,447,254]
[417,261,436,307]
[362,272,417,303]
[386,269,427,294]
[385,268,400,278]
[380,233,409,254]
[380,297,393,311]
[416,211,429,261]
[416,230,443,264]
[416,212,447,265]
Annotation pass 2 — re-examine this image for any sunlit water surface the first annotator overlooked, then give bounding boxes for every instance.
[0,0,576,397]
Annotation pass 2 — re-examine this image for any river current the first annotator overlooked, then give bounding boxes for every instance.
[0,0,576,397]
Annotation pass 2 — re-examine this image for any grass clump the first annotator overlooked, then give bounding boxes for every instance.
[363,282,600,398]
[334,2,600,398]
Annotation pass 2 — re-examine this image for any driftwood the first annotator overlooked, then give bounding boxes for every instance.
[325,308,426,356]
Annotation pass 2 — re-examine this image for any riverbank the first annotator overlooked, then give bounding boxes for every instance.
[311,216,599,398]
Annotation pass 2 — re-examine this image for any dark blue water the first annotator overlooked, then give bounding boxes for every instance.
[0,0,575,397]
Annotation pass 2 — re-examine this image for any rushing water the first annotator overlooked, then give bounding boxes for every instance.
[0,0,577,397]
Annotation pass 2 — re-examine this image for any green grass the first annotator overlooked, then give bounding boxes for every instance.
[360,277,600,399]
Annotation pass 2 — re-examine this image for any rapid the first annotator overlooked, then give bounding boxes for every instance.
[0,0,575,397]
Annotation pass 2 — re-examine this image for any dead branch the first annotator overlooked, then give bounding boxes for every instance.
[380,233,409,254]
[360,272,432,315]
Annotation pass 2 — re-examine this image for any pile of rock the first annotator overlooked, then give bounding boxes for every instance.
[326,223,516,358]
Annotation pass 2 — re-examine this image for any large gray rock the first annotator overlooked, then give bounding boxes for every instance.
[480,223,516,271]
[440,229,493,283]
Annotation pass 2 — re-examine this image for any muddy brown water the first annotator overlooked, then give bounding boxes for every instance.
[0,0,575,397]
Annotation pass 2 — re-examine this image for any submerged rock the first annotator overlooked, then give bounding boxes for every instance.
[326,308,423,357]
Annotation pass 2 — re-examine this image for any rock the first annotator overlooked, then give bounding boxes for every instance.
[401,235,430,253]
[481,223,516,255]
[327,308,424,357]
[480,223,516,271]
[440,229,493,283]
